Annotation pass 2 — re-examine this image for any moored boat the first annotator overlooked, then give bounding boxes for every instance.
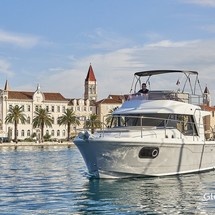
[74,70,215,178]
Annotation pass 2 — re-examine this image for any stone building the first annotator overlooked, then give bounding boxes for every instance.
[67,64,97,133]
[96,95,126,124]
[0,82,68,141]
[201,86,215,139]
[0,64,126,141]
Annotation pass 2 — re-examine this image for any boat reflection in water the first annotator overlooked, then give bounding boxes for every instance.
[74,70,215,179]
[76,172,215,214]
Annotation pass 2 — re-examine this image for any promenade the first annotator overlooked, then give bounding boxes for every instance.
[0,141,75,148]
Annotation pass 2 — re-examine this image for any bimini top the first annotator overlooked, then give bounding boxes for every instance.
[134,70,198,77]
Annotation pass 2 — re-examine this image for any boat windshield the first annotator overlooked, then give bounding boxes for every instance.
[110,113,198,136]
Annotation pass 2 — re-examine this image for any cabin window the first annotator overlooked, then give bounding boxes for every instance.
[124,114,166,127]
[112,113,198,136]
[174,115,197,136]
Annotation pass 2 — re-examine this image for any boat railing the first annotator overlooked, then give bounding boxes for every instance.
[127,90,203,105]
[101,114,199,140]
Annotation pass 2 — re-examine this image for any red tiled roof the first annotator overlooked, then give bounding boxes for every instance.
[85,64,96,81]
[108,94,127,102]
[201,105,215,111]
[8,91,33,100]
[96,98,122,105]
[8,91,67,101]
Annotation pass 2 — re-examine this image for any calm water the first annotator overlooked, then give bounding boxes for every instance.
[0,146,215,214]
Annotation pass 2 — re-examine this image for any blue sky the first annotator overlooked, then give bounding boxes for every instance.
[1,0,215,103]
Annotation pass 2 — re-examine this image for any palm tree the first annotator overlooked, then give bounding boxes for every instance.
[85,114,102,134]
[32,108,53,142]
[106,108,118,127]
[57,109,80,141]
[105,107,125,128]
[5,105,27,143]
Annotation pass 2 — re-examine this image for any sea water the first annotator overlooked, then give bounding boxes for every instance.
[0,146,215,214]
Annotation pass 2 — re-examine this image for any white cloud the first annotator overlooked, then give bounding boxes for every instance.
[200,24,215,33]
[145,40,200,48]
[86,28,133,51]
[0,29,40,48]
[0,59,14,77]
[183,0,215,7]
[72,39,215,103]
[16,38,215,105]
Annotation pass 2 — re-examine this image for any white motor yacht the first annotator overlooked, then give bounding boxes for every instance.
[74,70,215,178]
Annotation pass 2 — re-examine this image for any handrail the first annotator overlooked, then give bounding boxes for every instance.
[127,91,203,105]
[101,114,199,139]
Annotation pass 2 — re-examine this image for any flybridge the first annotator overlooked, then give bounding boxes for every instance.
[129,70,204,105]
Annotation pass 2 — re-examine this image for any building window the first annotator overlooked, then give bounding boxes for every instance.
[51,130,54,136]
[212,111,214,118]
[28,105,31,111]
[21,130,25,137]
[57,130,60,136]
[63,130,66,137]
[21,105,25,111]
[52,106,55,112]
[62,106,65,113]
[46,130,49,135]
[35,105,39,111]
[46,106,49,112]
[27,130,30,137]
[27,116,30,124]
[52,117,54,124]
[84,106,87,111]
[77,107,80,111]
[57,106,60,112]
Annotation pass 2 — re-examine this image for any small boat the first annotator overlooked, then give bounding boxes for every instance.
[74,70,215,178]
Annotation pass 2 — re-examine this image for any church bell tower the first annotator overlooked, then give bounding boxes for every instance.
[203,86,211,106]
[84,64,97,101]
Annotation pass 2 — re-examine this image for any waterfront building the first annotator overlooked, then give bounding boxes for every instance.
[67,64,97,134]
[201,86,215,139]
[96,95,126,123]
[0,64,126,141]
[0,83,68,141]
[68,98,96,134]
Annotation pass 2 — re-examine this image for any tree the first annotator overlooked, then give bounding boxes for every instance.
[85,114,102,134]
[32,108,53,142]
[5,105,27,143]
[105,107,124,128]
[105,108,118,127]
[58,109,80,141]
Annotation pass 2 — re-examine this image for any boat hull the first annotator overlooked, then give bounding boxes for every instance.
[74,138,215,179]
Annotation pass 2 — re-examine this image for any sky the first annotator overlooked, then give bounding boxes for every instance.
[1,0,215,104]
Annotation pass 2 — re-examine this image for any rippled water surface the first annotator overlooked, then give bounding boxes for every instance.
[0,146,215,214]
